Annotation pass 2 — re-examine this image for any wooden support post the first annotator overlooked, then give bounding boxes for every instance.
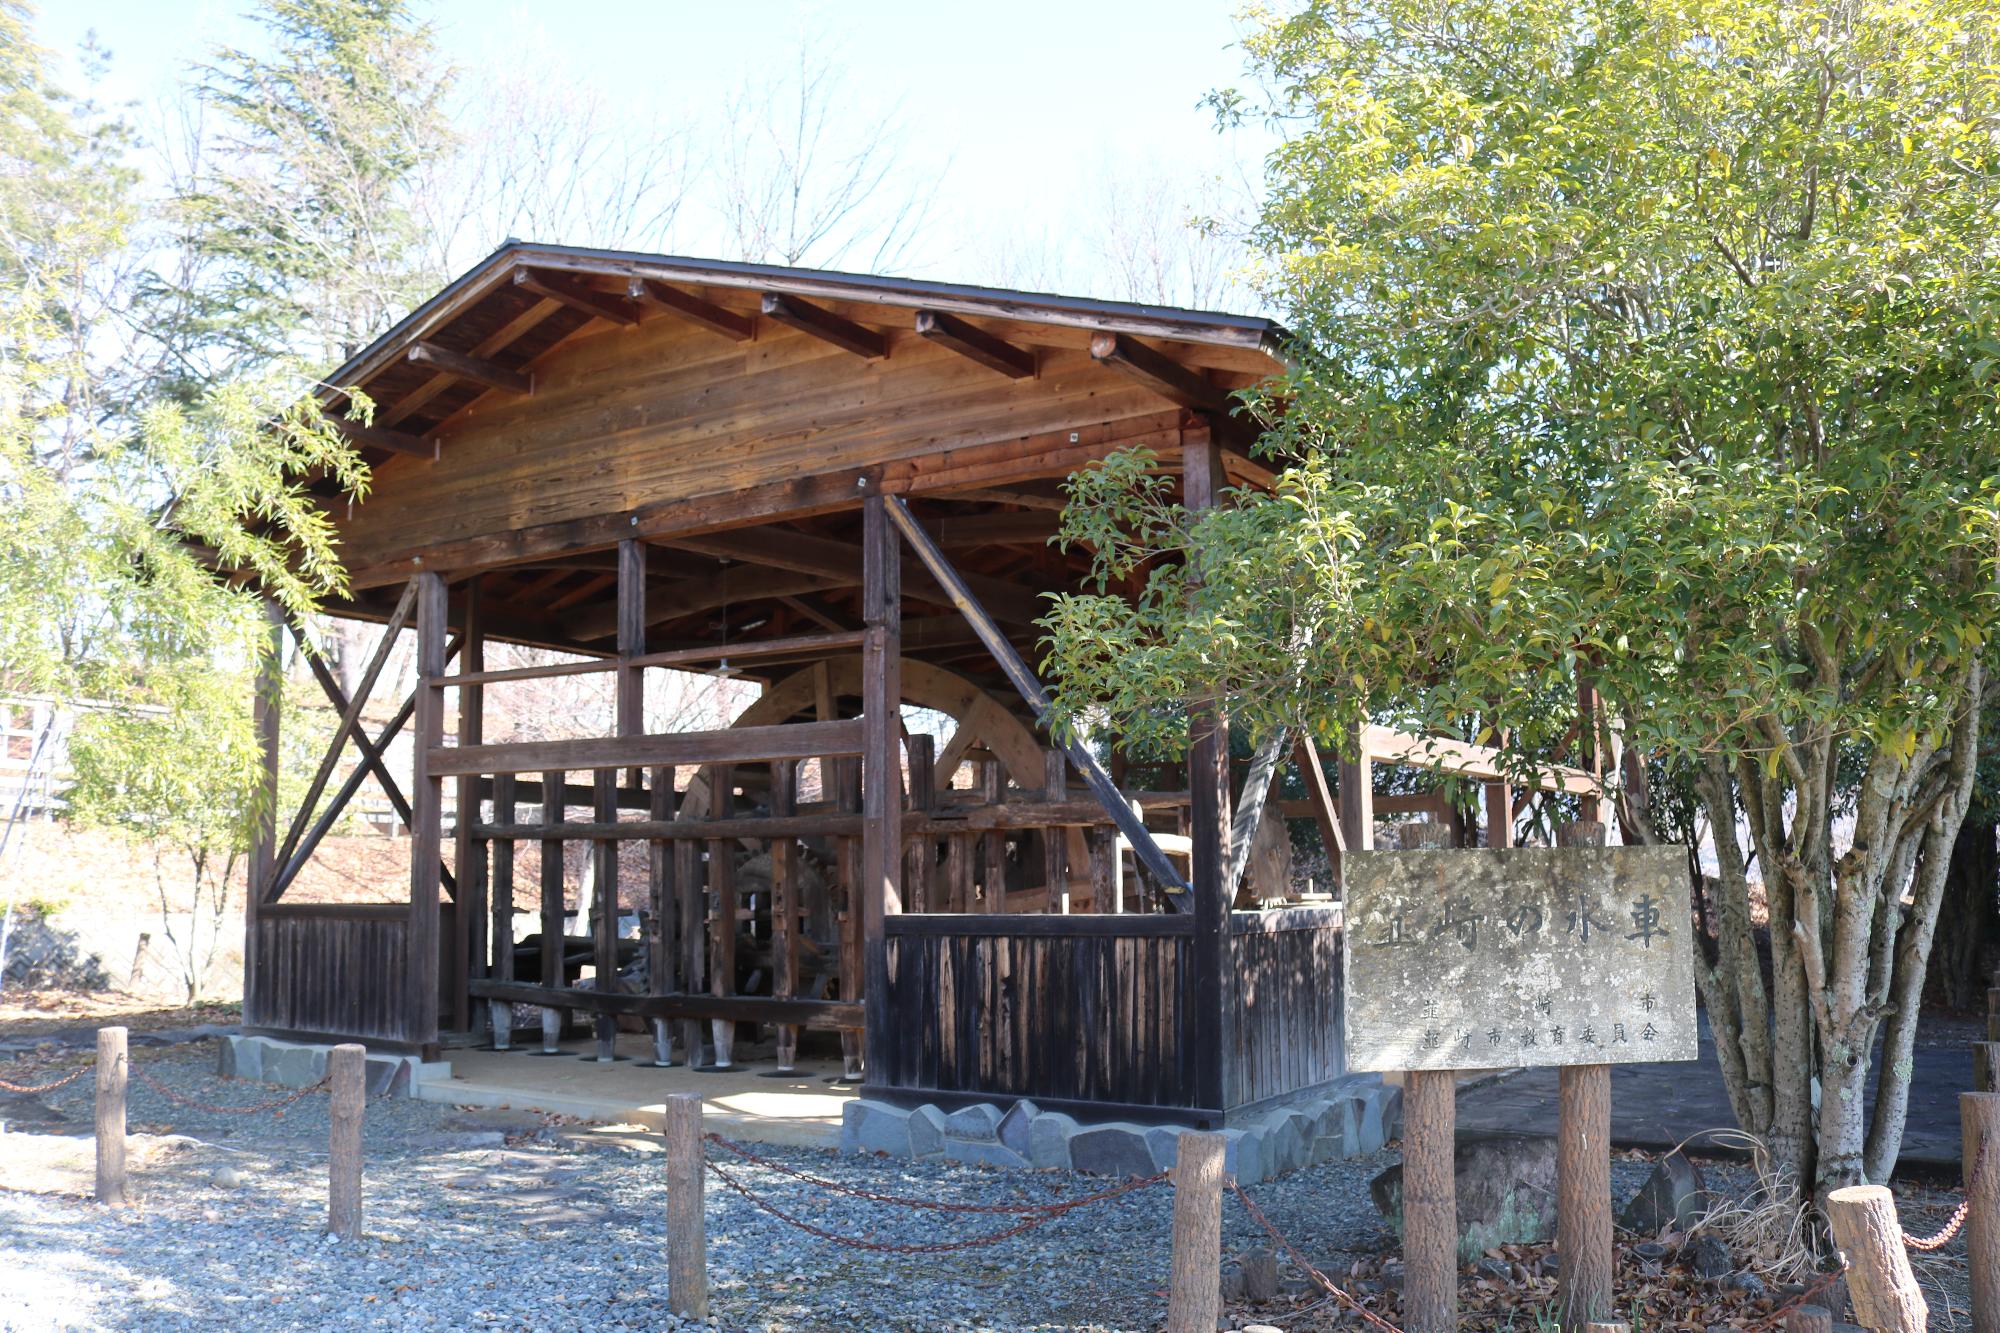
[1166,1130,1225,1333]
[647,765,679,1066]
[1338,738,1374,864]
[452,575,485,1033]
[1485,779,1515,849]
[947,831,974,914]
[1988,986,1999,1042]
[1577,681,1604,824]
[244,600,283,1027]
[1825,1185,1926,1332]
[538,768,566,1054]
[836,755,865,1080]
[707,765,738,1068]
[1964,1091,2000,1333]
[489,772,516,1050]
[1042,750,1072,913]
[1089,826,1115,915]
[860,494,903,1085]
[1403,1067,1459,1333]
[94,1026,126,1206]
[1783,1308,1833,1333]
[1559,1064,1613,1329]
[664,1092,709,1320]
[1555,818,1612,1331]
[770,758,800,1072]
[677,789,707,1069]
[592,766,620,1062]
[409,572,447,1053]
[328,1042,365,1238]
[1184,437,1231,1117]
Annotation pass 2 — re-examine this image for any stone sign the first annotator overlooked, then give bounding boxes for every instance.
[1342,846,1697,1073]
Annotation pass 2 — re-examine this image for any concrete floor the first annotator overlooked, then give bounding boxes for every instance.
[414,1032,857,1148]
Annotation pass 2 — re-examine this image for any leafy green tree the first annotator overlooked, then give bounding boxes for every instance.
[1044,0,2000,1208]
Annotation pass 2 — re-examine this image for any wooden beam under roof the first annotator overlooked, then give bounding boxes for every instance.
[512,265,639,326]
[1089,331,1228,413]
[407,340,532,396]
[761,293,887,359]
[630,277,754,341]
[379,296,562,429]
[915,309,1034,379]
[329,417,435,460]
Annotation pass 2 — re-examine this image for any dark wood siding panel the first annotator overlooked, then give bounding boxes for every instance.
[246,907,417,1046]
[874,921,1197,1112]
[1225,909,1345,1109]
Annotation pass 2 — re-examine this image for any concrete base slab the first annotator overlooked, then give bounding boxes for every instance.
[220,1035,449,1097]
[420,1032,851,1150]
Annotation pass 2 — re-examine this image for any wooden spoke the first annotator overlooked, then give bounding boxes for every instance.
[407,341,532,395]
[631,278,754,341]
[915,309,1034,379]
[329,418,435,460]
[1089,331,1227,413]
[761,293,887,359]
[512,265,640,326]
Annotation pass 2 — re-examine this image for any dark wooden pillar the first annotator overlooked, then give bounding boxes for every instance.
[591,766,619,1061]
[244,598,285,1030]
[1184,436,1231,1122]
[408,571,447,1055]
[860,493,903,1086]
[1338,732,1374,857]
[450,576,484,1032]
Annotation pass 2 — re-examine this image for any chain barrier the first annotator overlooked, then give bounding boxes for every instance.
[1902,1134,1985,1252]
[1227,1180,1406,1333]
[129,1066,329,1116]
[704,1132,1164,1216]
[0,1064,90,1095]
[1741,1256,1852,1333]
[701,1140,1167,1255]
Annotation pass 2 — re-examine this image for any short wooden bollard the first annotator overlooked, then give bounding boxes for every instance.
[1976,1041,2000,1095]
[95,1026,127,1206]
[1166,1130,1225,1333]
[664,1092,708,1320]
[1783,1306,1833,1333]
[1964,1091,2000,1333]
[1825,1184,1926,1333]
[1559,1063,1614,1330]
[1583,1323,1631,1333]
[1403,1068,1458,1333]
[327,1043,366,1238]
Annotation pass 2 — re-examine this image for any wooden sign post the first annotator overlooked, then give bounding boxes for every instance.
[1345,839,1696,1333]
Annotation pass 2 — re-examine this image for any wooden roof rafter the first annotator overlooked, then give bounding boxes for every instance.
[629,277,755,341]
[375,296,565,430]
[761,293,888,359]
[513,265,640,326]
[329,417,437,461]
[914,309,1035,379]
[406,340,533,396]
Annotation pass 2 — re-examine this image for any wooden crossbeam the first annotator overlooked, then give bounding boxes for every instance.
[915,309,1033,378]
[329,417,435,460]
[380,296,561,429]
[407,341,532,396]
[1089,332,1227,412]
[512,265,639,326]
[927,511,1058,548]
[761,292,887,359]
[630,278,754,341]
[428,718,866,777]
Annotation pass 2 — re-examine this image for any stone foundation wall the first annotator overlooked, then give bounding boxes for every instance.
[218,1034,450,1098]
[840,1076,1402,1184]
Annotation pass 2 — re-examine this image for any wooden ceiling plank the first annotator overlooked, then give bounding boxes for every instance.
[330,417,435,460]
[915,309,1034,379]
[514,265,640,326]
[632,277,754,341]
[762,293,887,359]
[407,340,533,396]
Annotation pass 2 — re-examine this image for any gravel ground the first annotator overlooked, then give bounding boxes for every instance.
[0,1044,1981,1331]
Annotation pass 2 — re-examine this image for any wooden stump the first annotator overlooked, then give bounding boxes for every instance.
[1403,1068,1458,1333]
[664,1092,708,1319]
[95,1026,127,1206]
[1784,1306,1833,1333]
[1559,1063,1614,1331]
[1166,1131,1225,1333]
[1825,1184,1927,1333]
[1964,1092,2000,1333]
[328,1043,365,1238]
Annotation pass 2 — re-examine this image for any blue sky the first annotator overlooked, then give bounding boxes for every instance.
[37,2,1277,304]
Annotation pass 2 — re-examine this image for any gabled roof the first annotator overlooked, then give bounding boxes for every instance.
[322,242,1289,457]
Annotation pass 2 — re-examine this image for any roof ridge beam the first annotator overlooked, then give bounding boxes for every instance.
[914,309,1034,379]
[512,266,640,326]
[407,340,532,395]
[630,277,754,341]
[761,293,887,359]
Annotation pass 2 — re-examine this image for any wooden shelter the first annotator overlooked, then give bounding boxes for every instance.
[243,242,1594,1127]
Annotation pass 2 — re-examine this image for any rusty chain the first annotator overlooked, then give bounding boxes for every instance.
[702,1146,1166,1255]
[1741,1256,1852,1333]
[130,1065,329,1115]
[1228,1180,1407,1333]
[704,1132,1165,1215]
[0,1064,90,1095]
[1902,1133,1985,1252]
